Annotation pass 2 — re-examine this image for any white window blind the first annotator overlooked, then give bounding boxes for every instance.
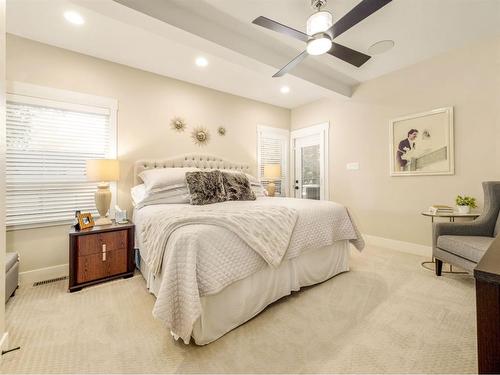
[6,95,113,228]
[257,126,289,197]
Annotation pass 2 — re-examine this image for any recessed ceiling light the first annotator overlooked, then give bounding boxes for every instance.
[195,57,208,67]
[368,40,395,55]
[280,86,290,94]
[64,11,85,25]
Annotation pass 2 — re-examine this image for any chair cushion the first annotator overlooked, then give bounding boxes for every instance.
[437,235,494,263]
[5,252,19,272]
[494,212,500,237]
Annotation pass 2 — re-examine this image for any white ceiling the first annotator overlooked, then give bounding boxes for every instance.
[203,0,500,82]
[6,0,500,109]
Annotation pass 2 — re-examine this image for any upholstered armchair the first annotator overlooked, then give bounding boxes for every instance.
[433,181,500,275]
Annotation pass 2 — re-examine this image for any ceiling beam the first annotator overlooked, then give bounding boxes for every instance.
[112,0,355,97]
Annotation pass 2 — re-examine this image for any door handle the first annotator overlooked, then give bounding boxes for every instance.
[294,186,299,190]
[102,243,107,261]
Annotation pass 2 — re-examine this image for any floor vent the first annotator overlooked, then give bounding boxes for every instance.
[33,276,68,287]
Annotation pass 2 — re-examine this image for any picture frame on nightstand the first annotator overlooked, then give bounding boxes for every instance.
[77,212,95,230]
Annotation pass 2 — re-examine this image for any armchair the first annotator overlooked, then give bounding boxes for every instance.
[433,181,500,275]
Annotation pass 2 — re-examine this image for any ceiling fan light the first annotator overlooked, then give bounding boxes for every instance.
[306,11,333,36]
[307,37,332,56]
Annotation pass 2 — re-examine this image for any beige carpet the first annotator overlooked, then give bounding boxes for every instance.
[2,246,477,374]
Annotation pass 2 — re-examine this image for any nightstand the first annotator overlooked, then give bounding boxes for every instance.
[68,221,135,292]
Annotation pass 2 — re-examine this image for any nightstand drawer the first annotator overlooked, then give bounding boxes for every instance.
[77,230,128,256]
[76,247,128,284]
[69,222,135,292]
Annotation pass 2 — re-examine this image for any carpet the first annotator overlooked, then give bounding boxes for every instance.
[1,245,477,373]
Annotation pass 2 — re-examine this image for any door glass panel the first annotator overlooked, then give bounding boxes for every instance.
[300,144,320,200]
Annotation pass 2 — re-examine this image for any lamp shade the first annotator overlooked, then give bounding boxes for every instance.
[86,159,119,182]
[263,164,281,179]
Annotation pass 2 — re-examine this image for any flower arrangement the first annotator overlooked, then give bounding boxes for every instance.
[455,195,477,208]
[455,195,477,214]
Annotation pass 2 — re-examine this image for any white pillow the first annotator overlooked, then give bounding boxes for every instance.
[139,167,198,193]
[251,184,267,197]
[131,184,190,208]
[131,184,147,206]
[138,192,190,208]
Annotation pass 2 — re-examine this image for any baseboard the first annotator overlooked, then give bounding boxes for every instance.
[364,234,432,257]
[19,263,68,285]
[0,331,9,365]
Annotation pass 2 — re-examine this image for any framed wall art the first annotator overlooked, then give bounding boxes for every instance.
[390,107,454,176]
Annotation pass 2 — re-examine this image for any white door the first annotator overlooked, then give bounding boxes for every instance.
[291,123,329,200]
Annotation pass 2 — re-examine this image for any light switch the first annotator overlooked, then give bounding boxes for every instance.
[346,162,360,171]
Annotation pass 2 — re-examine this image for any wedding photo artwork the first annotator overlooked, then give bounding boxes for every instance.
[390,107,454,176]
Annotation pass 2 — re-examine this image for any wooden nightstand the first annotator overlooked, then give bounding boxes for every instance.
[69,221,135,292]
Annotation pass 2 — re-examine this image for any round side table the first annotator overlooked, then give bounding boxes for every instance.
[421,210,480,274]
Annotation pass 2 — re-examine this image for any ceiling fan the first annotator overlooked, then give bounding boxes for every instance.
[252,0,392,77]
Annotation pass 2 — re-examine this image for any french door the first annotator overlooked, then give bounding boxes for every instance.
[291,123,329,200]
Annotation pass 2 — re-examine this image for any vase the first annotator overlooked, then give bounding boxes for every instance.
[457,205,471,214]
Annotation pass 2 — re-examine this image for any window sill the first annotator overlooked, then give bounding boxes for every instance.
[7,220,74,232]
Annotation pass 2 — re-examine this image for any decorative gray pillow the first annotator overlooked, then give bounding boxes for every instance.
[222,172,256,201]
[185,170,226,205]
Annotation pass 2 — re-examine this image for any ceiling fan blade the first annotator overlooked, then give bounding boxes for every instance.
[252,16,309,43]
[327,0,392,39]
[273,51,308,77]
[328,42,371,67]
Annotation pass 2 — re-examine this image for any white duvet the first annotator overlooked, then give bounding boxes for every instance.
[142,204,298,275]
[134,197,364,343]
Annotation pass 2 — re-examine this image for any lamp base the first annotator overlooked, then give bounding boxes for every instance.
[95,183,112,226]
[94,217,112,226]
[267,182,276,197]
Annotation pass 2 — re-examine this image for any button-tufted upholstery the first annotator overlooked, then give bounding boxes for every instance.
[134,154,253,185]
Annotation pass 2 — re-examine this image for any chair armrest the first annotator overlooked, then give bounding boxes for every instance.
[433,220,493,248]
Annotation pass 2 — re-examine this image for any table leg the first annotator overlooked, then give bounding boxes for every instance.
[431,216,434,261]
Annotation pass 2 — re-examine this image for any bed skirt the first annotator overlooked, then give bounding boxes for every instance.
[139,240,350,345]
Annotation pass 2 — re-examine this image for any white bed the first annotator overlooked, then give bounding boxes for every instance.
[133,154,363,345]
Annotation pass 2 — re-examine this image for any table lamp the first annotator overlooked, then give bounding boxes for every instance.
[263,164,281,197]
[86,159,119,225]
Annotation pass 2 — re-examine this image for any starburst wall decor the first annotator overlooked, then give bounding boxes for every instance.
[170,117,186,132]
[191,127,210,146]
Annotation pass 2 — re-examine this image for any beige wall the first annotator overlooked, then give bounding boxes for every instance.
[0,0,6,340]
[291,37,500,246]
[6,32,500,276]
[6,35,290,275]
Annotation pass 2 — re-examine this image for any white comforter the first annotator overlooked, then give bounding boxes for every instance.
[134,197,364,343]
[142,204,298,275]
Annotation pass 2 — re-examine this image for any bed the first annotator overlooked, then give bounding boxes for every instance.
[132,154,364,345]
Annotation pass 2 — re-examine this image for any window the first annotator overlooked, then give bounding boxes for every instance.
[257,126,289,197]
[6,82,117,228]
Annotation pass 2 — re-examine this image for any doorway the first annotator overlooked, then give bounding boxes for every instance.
[291,123,329,200]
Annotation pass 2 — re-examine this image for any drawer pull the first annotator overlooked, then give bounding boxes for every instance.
[102,244,107,261]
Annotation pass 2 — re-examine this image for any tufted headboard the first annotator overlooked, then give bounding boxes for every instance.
[134,153,253,184]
